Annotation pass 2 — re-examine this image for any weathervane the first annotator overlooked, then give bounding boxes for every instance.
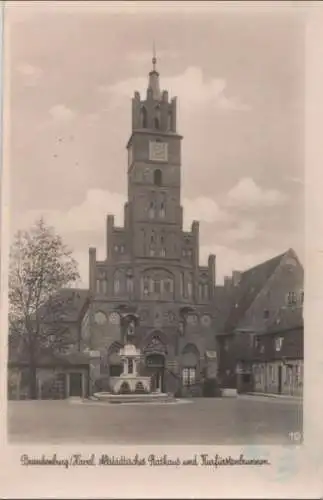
[152,40,157,71]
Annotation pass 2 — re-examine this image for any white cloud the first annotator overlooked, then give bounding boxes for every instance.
[49,104,76,121]
[225,220,258,242]
[99,67,250,112]
[286,176,304,185]
[16,190,230,238]
[226,177,288,208]
[15,189,126,237]
[200,244,282,284]
[16,63,43,87]
[183,196,229,228]
[12,189,282,288]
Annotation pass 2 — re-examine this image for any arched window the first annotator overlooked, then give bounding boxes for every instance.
[96,272,107,294]
[126,272,134,295]
[141,107,147,128]
[154,169,162,187]
[187,273,193,299]
[141,268,174,300]
[159,193,166,218]
[113,269,124,295]
[168,111,172,130]
[148,201,155,219]
[180,272,185,297]
[108,342,123,377]
[154,105,161,130]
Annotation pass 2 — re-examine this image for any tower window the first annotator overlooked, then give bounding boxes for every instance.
[187,274,193,299]
[160,202,165,218]
[168,111,172,130]
[148,201,155,219]
[154,169,162,187]
[141,107,147,128]
[154,117,160,129]
[126,275,133,294]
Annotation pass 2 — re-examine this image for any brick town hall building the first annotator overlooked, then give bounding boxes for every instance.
[83,56,218,396]
[8,57,304,401]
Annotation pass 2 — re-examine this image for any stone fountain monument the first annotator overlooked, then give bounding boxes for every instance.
[109,342,150,394]
[93,312,174,404]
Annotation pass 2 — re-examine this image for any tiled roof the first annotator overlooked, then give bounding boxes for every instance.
[266,305,303,333]
[224,249,296,332]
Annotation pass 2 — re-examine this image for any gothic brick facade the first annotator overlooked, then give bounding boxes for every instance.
[84,57,217,395]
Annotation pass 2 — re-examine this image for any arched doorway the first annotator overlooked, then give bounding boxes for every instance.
[145,353,165,393]
[108,342,123,377]
[144,334,167,393]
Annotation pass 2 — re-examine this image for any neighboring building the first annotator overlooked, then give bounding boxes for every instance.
[8,289,91,400]
[217,248,304,396]
[83,55,218,396]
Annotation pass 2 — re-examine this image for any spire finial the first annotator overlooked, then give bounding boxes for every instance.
[152,40,157,71]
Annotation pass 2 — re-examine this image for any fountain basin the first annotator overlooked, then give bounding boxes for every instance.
[93,391,174,404]
[109,376,151,394]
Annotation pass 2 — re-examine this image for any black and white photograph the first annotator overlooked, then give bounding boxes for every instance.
[5,1,305,448]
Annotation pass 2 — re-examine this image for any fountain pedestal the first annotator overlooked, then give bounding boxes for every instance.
[93,342,174,403]
[109,343,150,394]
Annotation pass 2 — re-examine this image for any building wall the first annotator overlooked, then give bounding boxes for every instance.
[252,359,303,396]
[237,252,303,333]
[83,79,217,395]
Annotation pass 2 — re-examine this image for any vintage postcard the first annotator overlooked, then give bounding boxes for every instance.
[1,0,323,498]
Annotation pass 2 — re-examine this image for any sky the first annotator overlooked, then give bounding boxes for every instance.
[6,2,305,287]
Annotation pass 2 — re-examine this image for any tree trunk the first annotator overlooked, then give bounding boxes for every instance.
[28,363,38,399]
[28,340,38,399]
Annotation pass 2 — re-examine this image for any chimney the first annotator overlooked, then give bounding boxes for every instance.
[232,270,242,287]
[224,276,232,289]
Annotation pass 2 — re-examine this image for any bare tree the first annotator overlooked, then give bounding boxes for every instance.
[9,218,80,399]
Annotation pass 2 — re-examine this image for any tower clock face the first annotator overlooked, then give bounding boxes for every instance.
[149,141,168,162]
[109,312,120,325]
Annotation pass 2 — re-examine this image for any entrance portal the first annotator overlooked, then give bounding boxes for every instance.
[278,365,282,394]
[145,354,165,393]
[69,372,83,397]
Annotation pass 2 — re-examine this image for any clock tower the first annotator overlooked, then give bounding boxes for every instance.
[88,51,217,397]
[126,54,183,260]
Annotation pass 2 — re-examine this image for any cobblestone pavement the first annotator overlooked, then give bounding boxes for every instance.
[8,396,302,445]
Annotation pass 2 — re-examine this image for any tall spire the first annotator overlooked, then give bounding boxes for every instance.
[152,40,157,72]
[147,41,161,100]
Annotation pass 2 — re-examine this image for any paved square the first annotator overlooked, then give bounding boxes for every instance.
[8,396,302,445]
